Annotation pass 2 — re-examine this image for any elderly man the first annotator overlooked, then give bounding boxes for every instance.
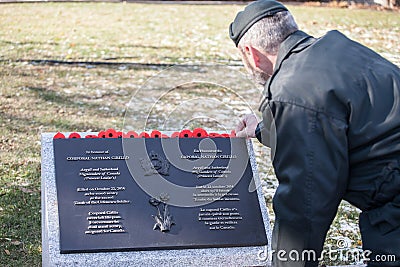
[230,1,400,266]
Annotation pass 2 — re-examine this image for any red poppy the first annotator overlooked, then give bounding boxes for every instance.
[161,134,169,138]
[106,128,117,138]
[192,128,208,138]
[171,132,180,138]
[68,132,81,139]
[98,131,107,138]
[124,131,138,138]
[150,130,162,138]
[179,129,193,138]
[116,131,123,138]
[105,128,117,138]
[53,132,65,139]
[139,132,150,138]
[208,133,221,138]
[85,134,99,138]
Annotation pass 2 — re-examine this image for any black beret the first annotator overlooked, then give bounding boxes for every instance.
[229,0,288,47]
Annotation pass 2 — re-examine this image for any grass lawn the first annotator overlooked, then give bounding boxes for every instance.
[0,2,399,266]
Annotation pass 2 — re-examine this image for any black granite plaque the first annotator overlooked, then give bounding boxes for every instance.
[53,137,267,253]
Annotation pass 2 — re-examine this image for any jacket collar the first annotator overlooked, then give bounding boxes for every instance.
[259,30,315,111]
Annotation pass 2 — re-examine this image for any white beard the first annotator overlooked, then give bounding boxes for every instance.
[241,54,270,86]
[249,68,270,87]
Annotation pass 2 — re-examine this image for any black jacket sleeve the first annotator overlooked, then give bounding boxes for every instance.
[261,101,349,267]
[255,121,264,144]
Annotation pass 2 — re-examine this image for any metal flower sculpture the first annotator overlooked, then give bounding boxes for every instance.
[149,194,174,232]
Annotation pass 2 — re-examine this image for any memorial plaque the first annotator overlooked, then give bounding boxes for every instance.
[53,137,267,253]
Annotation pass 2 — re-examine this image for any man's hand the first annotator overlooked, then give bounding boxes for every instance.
[234,114,259,138]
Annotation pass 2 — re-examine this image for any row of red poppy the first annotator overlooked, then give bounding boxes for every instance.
[53,128,237,139]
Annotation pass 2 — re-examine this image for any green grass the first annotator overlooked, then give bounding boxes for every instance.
[1,3,398,63]
[0,2,399,266]
[0,2,241,63]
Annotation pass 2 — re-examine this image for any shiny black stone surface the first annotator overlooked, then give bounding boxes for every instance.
[53,137,267,253]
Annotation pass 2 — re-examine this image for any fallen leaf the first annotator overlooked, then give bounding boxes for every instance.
[11,240,22,246]
[4,249,10,255]
[20,187,35,194]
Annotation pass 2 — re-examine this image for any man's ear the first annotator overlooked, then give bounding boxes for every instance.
[245,45,261,68]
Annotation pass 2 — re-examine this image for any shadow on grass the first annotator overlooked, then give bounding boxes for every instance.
[4,58,242,69]
[0,85,126,133]
[0,108,103,134]
[0,40,180,51]
[27,86,126,118]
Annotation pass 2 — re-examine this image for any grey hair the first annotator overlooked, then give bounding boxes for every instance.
[238,11,298,55]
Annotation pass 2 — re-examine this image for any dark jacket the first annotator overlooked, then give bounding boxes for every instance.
[257,30,400,266]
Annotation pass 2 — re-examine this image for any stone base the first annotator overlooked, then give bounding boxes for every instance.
[41,133,272,266]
